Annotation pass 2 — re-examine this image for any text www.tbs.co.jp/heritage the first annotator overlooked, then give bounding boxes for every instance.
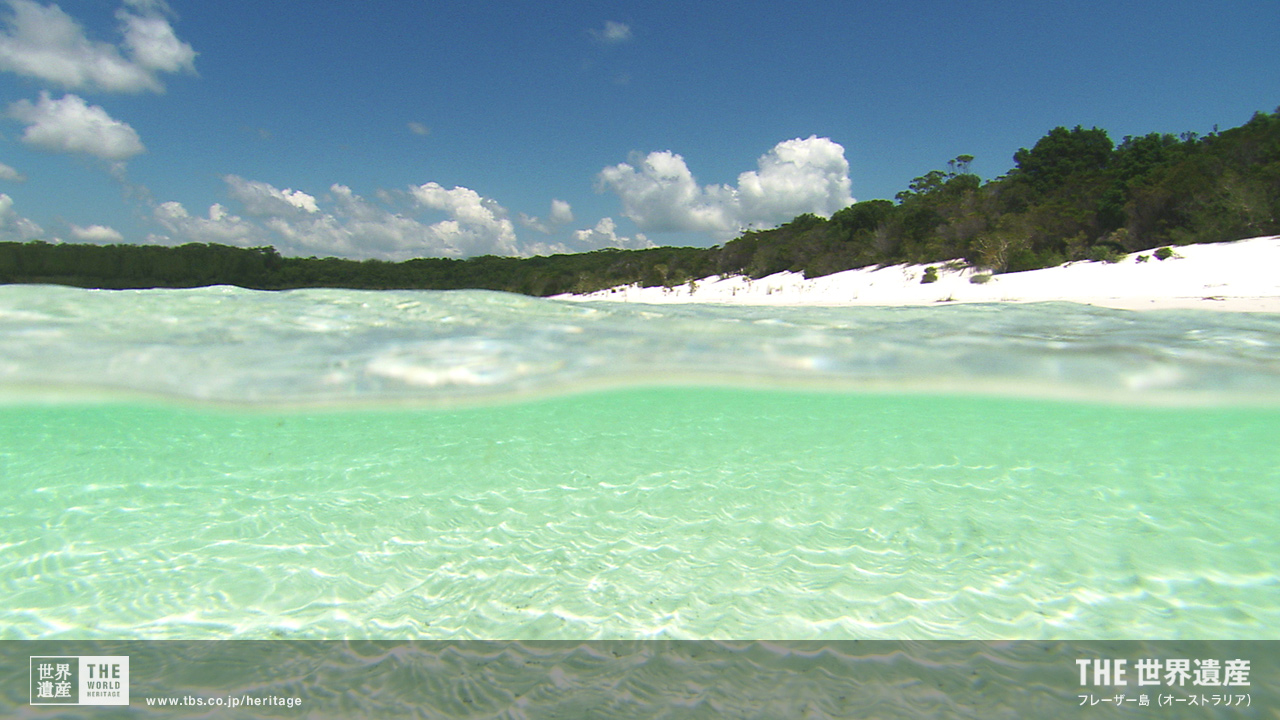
[144,694,303,709]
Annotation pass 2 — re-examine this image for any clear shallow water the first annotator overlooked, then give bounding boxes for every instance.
[0,285,1277,641]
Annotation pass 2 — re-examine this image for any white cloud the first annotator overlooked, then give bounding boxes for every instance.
[122,0,174,13]
[263,183,447,259]
[407,121,430,136]
[70,223,123,242]
[0,0,195,93]
[735,136,854,225]
[521,240,571,257]
[0,192,43,240]
[519,198,574,234]
[591,20,631,43]
[0,160,23,181]
[597,136,855,239]
[119,8,195,75]
[549,199,574,225]
[409,182,520,256]
[155,174,692,261]
[517,215,548,233]
[9,91,145,161]
[224,175,319,216]
[153,200,263,246]
[572,217,652,251]
[150,178,534,260]
[597,150,737,235]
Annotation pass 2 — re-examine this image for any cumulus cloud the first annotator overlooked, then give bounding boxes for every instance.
[597,150,736,235]
[150,175,672,261]
[597,136,854,239]
[9,91,144,161]
[119,7,196,75]
[590,20,631,44]
[262,183,449,259]
[521,241,570,257]
[549,199,574,225]
[152,200,263,246]
[519,198,574,234]
[736,137,854,224]
[0,160,23,181]
[409,182,520,256]
[0,192,43,240]
[123,0,164,10]
[0,0,194,93]
[224,175,319,216]
[69,223,124,242]
[572,217,652,251]
[150,178,536,260]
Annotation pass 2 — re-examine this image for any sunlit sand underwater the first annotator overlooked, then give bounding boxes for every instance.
[1,285,1277,640]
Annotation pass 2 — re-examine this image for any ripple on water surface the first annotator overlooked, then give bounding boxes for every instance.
[1,285,1277,641]
[1,387,1276,640]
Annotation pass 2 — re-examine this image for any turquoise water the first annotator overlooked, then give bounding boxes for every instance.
[1,285,1278,641]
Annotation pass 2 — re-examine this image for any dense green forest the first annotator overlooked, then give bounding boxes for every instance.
[2,108,1277,295]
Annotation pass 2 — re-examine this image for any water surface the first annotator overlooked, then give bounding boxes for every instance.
[1,285,1276,640]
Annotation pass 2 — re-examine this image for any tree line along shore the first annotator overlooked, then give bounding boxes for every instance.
[2,108,1277,296]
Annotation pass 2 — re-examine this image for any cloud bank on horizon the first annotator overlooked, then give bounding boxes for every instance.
[143,134,855,260]
[0,1,859,259]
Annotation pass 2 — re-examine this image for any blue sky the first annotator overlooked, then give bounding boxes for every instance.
[0,0,1276,259]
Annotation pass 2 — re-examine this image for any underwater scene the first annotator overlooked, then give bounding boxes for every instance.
[2,284,1276,643]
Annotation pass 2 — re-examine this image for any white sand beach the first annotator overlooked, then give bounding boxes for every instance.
[557,236,1280,312]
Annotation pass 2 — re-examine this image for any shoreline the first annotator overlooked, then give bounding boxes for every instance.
[556,235,1280,312]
